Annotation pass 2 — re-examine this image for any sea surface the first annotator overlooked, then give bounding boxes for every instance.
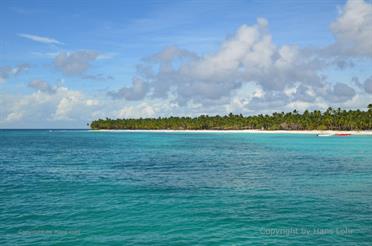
[1,130,372,245]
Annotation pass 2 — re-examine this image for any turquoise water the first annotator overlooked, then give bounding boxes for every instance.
[1,130,372,245]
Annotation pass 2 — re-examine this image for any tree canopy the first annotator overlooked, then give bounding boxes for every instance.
[90,106,372,131]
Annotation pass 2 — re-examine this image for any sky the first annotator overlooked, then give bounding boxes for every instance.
[0,0,371,128]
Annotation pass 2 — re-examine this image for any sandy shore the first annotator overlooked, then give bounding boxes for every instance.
[91,129,372,135]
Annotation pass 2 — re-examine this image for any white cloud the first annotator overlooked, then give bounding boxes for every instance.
[5,112,24,122]
[363,77,372,94]
[28,80,56,94]
[327,82,356,102]
[0,86,100,127]
[0,84,179,128]
[112,18,326,108]
[54,51,99,76]
[51,88,100,121]
[116,103,157,119]
[330,0,372,56]
[18,33,63,45]
[0,64,30,83]
[292,85,316,103]
[248,91,290,110]
[109,1,372,114]
[108,78,149,100]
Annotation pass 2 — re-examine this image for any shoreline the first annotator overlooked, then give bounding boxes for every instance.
[90,129,372,135]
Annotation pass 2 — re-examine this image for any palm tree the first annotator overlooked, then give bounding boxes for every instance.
[90,105,372,131]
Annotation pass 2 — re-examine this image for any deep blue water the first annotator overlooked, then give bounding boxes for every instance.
[1,130,372,245]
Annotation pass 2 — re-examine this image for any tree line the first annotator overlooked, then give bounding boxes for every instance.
[90,105,372,130]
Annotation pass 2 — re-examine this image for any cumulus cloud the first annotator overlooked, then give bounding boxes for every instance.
[363,77,372,94]
[18,33,63,45]
[0,86,100,127]
[0,64,30,83]
[54,50,99,76]
[112,18,326,108]
[330,0,372,56]
[53,88,99,120]
[292,85,316,103]
[28,80,56,94]
[108,0,372,112]
[327,83,356,102]
[0,84,171,128]
[248,91,290,110]
[116,102,157,118]
[334,59,354,70]
[108,78,149,100]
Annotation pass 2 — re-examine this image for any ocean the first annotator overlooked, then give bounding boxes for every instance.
[1,130,371,245]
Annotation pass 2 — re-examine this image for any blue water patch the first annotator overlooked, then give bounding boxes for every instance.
[1,130,371,245]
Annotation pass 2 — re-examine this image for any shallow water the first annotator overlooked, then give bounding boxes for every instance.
[1,130,372,245]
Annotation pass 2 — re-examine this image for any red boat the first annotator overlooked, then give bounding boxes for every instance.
[336,133,351,136]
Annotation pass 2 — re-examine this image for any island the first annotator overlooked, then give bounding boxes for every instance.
[90,105,371,131]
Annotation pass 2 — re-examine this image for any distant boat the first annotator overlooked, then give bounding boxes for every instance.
[336,133,351,136]
[317,133,334,137]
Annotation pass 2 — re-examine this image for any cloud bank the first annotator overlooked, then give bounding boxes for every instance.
[111,3,370,107]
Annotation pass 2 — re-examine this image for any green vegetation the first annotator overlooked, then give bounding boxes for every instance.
[90,105,372,130]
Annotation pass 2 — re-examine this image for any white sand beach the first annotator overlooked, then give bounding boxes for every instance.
[91,129,372,135]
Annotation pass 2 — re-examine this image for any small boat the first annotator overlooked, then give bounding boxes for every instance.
[317,133,334,137]
[336,133,351,136]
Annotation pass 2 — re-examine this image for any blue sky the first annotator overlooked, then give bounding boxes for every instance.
[0,0,371,128]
